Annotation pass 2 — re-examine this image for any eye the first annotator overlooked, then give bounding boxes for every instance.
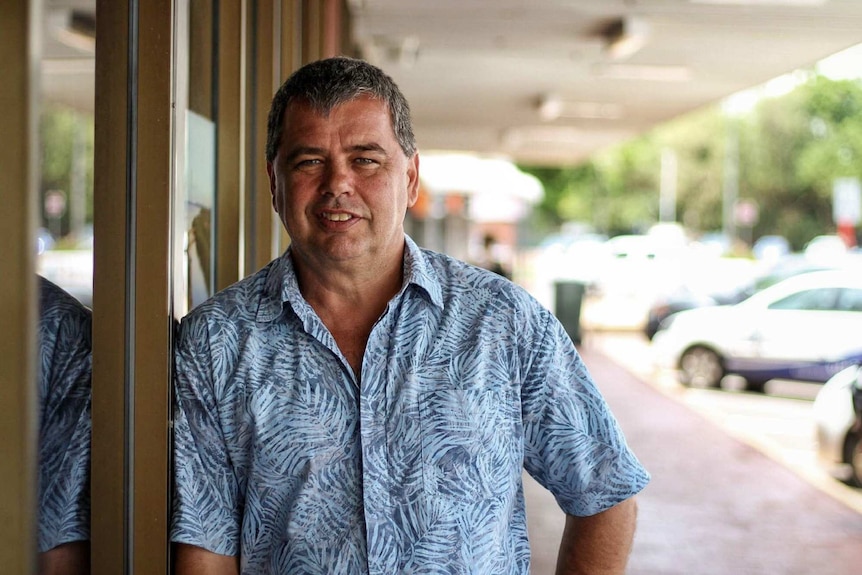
[293,158,323,170]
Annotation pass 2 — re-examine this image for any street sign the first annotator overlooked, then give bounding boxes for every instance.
[733,199,759,227]
[833,177,861,225]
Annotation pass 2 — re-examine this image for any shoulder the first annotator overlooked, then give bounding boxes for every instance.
[38,276,92,341]
[176,260,284,355]
[39,276,91,318]
[182,260,278,326]
[415,247,553,332]
[429,249,541,302]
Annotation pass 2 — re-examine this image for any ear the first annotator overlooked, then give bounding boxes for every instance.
[266,161,278,213]
[405,152,420,208]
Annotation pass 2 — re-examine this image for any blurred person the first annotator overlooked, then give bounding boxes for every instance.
[476,232,511,279]
[37,276,92,575]
[171,56,649,575]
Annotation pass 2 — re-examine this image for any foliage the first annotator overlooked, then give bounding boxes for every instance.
[39,105,95,237]
[520,74,862,249]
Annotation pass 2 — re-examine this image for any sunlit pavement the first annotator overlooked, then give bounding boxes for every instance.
[524,330,862,575]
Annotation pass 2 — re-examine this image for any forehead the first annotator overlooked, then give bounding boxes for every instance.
[282,96,395,140]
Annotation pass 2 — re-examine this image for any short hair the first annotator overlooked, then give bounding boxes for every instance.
[265,56,417,163]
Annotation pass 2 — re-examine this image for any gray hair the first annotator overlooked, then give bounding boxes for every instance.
[265,56,417,163]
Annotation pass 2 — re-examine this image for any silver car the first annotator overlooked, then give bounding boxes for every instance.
[813,364,862,487]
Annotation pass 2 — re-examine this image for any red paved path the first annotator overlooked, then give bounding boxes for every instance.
[525,346,862,575]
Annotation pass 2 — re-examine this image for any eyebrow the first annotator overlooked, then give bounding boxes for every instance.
[283,143,389,164]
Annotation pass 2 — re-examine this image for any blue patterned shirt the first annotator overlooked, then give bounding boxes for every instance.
[171,237,649,574]
[37,276,92,552]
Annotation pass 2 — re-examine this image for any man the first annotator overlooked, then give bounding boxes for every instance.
[171,56,649,574]
[37,276,92,575]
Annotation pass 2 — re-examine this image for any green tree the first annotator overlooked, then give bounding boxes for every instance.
[520,74,862,248]
[747,76,862,248]
[40,105,95,240]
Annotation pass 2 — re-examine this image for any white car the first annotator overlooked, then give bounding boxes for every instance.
[813,364,862,487]
[651,270,862,392]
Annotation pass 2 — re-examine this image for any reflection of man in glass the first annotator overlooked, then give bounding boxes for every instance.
[37,276,91,574]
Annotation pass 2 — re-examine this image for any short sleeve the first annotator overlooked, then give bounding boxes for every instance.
[521,312,649,516]
[170,315,242,556]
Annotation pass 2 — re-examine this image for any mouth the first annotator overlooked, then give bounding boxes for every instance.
[320,211,354,222]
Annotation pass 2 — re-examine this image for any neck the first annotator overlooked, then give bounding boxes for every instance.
[291,248,405,376]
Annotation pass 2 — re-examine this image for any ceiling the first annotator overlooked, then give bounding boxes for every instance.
[40,0,862,166]
[350,0,862,165]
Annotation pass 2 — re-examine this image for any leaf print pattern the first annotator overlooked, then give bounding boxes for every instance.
[37,277,92,552]
[171,236,649,574]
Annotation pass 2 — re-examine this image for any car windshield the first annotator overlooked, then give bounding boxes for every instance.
[767,288,841,311]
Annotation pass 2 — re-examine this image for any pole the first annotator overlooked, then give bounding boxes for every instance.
[660,147,677,222]
[722,118,739,243]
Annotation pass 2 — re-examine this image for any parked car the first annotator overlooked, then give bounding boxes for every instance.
[752,234,791,263]
[813,364,862,487]
[645,255,835,340]
[651,270,862,392]
[804,234,849,264]
[36,227,55,255]
[645,284,750,340]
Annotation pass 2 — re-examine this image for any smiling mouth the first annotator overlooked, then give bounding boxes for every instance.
[322,212,352,222]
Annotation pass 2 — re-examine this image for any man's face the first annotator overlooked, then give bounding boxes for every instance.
[267,96,419,273]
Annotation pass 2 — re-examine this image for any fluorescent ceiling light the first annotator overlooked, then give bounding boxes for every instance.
[503,126,588,148]
[599,64,692,82]
[537,94,623,121]
[690,0,827,6]
[360,35,420,68]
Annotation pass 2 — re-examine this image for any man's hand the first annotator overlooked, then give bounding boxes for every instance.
[174,543,240,575]
[555,497,639,575]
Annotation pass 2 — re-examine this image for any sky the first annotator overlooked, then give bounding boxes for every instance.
[724,42,862,115]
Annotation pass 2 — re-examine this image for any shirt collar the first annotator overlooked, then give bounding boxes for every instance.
[402,235,443,309]
[255,235,443,324]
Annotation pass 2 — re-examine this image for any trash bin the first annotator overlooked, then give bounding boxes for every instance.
[554,281,585,345]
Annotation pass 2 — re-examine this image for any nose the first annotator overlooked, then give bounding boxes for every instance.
[322,161,352,197]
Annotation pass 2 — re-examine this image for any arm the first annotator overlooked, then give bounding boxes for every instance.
[38,541,89,575]
[174,543,240,575]
[555,497,638,575]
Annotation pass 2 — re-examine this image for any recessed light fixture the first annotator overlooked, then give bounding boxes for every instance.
[48,8,96,53]
[603,16,651,61]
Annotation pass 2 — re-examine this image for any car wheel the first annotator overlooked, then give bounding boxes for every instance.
[848,432,862,488]
[679,346,724,388]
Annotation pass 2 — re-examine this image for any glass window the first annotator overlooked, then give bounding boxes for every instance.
[768,288,840,311]
[836,288,862,312]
